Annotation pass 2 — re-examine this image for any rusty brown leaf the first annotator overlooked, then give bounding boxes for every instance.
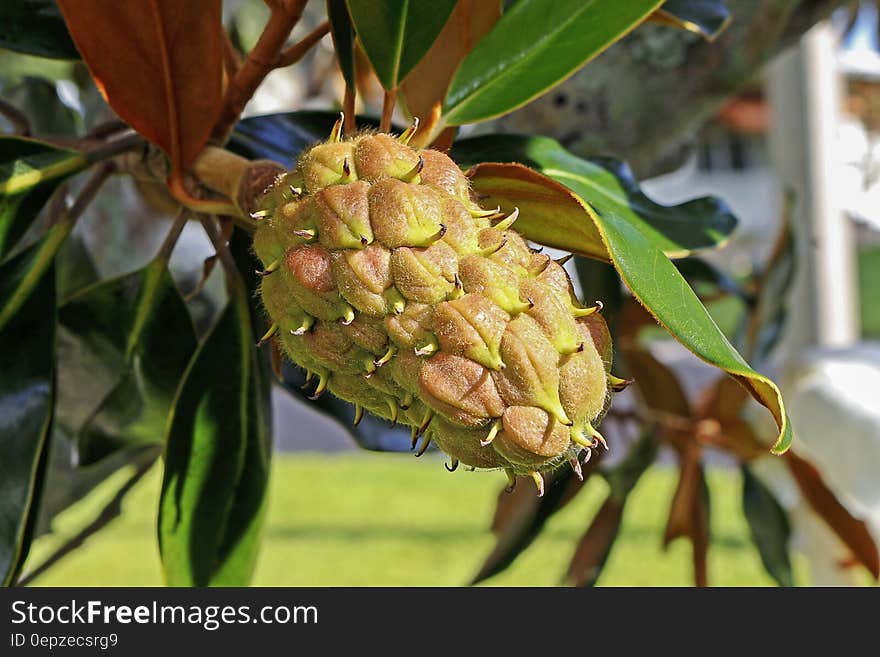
[57,0,224,170]
[566,495,625,586]
[786,452,880,579]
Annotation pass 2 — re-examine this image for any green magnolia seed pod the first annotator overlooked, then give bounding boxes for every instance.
[253,124,621,493]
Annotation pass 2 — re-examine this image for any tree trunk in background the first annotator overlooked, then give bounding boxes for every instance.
[487,0,850,177]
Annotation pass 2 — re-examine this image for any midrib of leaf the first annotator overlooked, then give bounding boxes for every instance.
[390,0,409,87]
[0,220,72,330]
[124,260,165,359]
[149,0,181,169]
[447,0,663,121]
[0,155,87,196]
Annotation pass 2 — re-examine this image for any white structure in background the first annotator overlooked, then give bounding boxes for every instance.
[760,21,878,585]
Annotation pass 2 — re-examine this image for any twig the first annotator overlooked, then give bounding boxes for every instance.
[155,207,191,264]
[222,29,243,78]
[380,89,395,132]
[275,20,330,67]
[85,132,145,164]
[213,0,309,139]
[15,455,156,587]
[86,119,128,139]
[0,97,31,136]
[199,214,239,290]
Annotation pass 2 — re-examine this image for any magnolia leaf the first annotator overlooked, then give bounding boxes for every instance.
[400,0,501,125]
[0,136,86,261]
[443,0,663,125]
[741,464,794,587]
[158,276,269,586]
[327,0,356,88]
[345,0,458,91]
[786,452,880,579]
[0,239,56,585]
[0,0,79,59]
[56,0,224,170]
[457,137,791,456]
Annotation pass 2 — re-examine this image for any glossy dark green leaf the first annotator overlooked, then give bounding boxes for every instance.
[0,0,79,59]
[0,240,56,585]
[461,136,792,455]
[346,0,458,90]
[741,464,793,587]
[0,136,86,261]
[443,0,663,125]
[158,277,270,586]
[327,0,355,88]
[656,0,731,40]
[228,111,384,168]
[750,214,795,363]
[452,134,737,257]
[59,258,197,465]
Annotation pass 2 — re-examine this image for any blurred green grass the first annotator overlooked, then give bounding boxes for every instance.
[859,244,880,338]
[24,453,797,587]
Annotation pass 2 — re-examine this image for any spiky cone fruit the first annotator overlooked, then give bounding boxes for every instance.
[253,120,621,495]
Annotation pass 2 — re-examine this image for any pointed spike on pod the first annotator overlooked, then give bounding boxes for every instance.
[555,254,574,266]
[401,155,424,183]
[256,259,280,277]
[398,117,419,145]
[479,236,507,257]
[415,434,432,457]
[340,305,356,325]
[570,426,593,449]
[445,458,459,473]
[308,372,329,400]
[293,228,316,241]
[470,205,501,219]
[363,358,377,376]
[586,423,608,450]
[418,408,435,436]
[536,255,552,274]
[426,223,447,245]
[608,374,634,392]
[504,469,517,492]
[414,334,439,357]
[249,209,269,219]
[480,418,502,447]
[342,157,352,178]
[581,447,593,465]
[410,425,419,450]
[330,112,344,142]
[401,392,413,410]
[386,399,399,425]
[530,471,545,497]
[360,234,369,246]
[493,207,519,231]
[291,315,315,336]
[529,245,544,254]
[353,404,364,426]
[569,455,584,481]
[301,369,314,388]
[393,298,406,314]
[256,323,278,347]
[572,300,604,318]
[289,184,302,197]
[374,345,397,368]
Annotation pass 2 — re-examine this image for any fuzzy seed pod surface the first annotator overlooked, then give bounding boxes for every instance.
[253,127,617,484]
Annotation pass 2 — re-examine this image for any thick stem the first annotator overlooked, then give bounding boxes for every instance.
[213,0,308,139]
[380,89,395,132]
